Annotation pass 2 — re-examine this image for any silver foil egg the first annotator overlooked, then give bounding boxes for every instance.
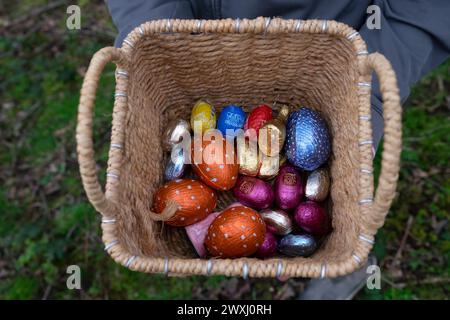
[278,234,317,257]
[259,208,293,236]
[305,167,330,202]
[164,146,188,181]
[162,119,191,152]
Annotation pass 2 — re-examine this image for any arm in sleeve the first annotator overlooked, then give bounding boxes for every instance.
[106,0,195,47]
[359,0,450,150]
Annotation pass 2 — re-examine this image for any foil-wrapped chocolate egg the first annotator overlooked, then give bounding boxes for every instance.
[164,146,188,181]
[255,231,277,258]
[305,167,330,202]
[191,136,239,190]
[257,153,286,180]
[294,201,331,236]
[205,206,266,258]
[191,100,216,133]
[217,105,246,138]
[278,234,317,257]
[286,107,331,171]
[274,164,304,211]
[236,131,260,176]
[244,104,273,136]
[153,179,217,226]
[258,105,289,156]
[233,176,274,210]
[259,208,293,235]
[162,119,191,151]
[185,202,242,257]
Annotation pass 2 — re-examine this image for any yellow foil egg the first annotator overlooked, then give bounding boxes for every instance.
[191,100,217,133]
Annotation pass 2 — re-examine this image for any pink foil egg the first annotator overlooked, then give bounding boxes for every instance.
[294,201,331,236]
[233,176,274,210]
[185,202,242,257]
[275,164,304,211]
[255,231,277,258]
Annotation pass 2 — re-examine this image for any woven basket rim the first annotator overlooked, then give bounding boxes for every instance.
[76,17,402,278]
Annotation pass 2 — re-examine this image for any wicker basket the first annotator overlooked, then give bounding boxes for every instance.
[76,17,402,278]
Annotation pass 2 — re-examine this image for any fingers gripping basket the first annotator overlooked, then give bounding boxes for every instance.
[76,18,402,278]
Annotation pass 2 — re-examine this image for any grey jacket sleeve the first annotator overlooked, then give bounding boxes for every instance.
[360,0,450,148]
[106,0,194,47]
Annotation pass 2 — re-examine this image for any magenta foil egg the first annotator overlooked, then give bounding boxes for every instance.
[255,232,277,258]
[294,201,331,236]
[233,176,274,210]
[275,164,304,211]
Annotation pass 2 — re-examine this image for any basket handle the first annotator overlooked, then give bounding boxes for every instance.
[76,47,128,216]
[367,53,402,229]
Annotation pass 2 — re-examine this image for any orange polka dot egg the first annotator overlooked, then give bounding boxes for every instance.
[191,136,239,191]
[205,205,266,258]
[153,179,217,227]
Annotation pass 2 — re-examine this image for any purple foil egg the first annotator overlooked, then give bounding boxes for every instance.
[255,232,278,258]
[275,164,304,211]
[233,176,274,210]
[294,201,331,236]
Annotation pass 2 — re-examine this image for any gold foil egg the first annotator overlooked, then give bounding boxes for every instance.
[236,131,260,176]
[152,179,217,226]
[162,119,191,152]
[258,105,289,156]
[190,100,217,133]
[305,167,330,202]
[259,208,293,235]
[258,153,286,180]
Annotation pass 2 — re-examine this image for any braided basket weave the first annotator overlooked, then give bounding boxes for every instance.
[76,17,402,278]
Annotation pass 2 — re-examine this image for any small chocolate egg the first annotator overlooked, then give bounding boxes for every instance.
[255,231,277,258]
[191,136,239,190]
[285,107,331,171]
[236,131,260,176]
[191,100,216,133]
[164,146,188,181]
[185,202,242,257]
[259,208,293,235]
[294,201,331,236]
[258,105,289,156]
[274,164,304,211]
[233,176,274,210]
[244,104,273,136]
[153,179,217,226]
[305,167,330,202]
[217,105,246,138]
[258,153,286,180]
[205,206,266,258]
[278,234,317,257]
[162,119,191,151]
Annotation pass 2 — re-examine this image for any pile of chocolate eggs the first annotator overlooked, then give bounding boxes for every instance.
[152,100,332,259]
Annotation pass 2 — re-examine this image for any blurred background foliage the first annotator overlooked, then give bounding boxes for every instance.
[0,1,448,300]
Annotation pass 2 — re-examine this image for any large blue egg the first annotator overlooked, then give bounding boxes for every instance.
[285,107,331,171]
[217,105,246,138]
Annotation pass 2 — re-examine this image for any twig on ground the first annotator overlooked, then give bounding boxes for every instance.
[389,215,414,270]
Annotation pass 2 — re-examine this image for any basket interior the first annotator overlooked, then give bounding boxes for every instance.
[115,32,362,262]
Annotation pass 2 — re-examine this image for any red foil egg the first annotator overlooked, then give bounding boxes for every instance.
[233,176,274,210]
[185,202,242,257]
[293,201,331,236]
[205,206,266,258]
[255,231,278,258]
[275,164,304,211]
[192,136,239,191]
[244,104,273,136]
[153,179,217,226]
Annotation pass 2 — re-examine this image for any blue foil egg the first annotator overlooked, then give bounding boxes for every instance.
[217,105,246,138]
[285,107,331,171]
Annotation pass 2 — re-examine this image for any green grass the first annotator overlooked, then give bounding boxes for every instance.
[0,2,448,300]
